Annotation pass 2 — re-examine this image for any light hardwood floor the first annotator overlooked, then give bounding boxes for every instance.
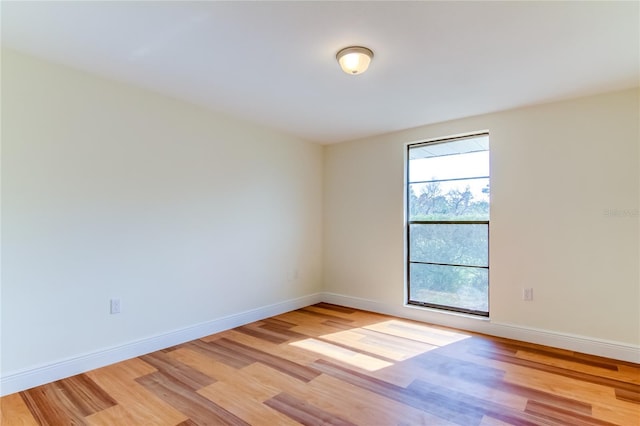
[2,303,639,425]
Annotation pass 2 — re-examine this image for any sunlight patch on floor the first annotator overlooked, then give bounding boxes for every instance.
[363,320,471,347]
[319,329,436,361]
[290,338,393,371]
[289,318,470,370]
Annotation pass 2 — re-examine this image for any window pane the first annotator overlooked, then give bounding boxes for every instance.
[409,150,489,182]
[406,133,490,316]
[409,224,488,267]
[408,178,489,221]
[409,135,488,161]
[409,263,488,313]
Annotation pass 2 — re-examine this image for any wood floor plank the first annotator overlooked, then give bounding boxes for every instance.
[182,338,255,369]
[411,351,593,415]
[591,401,640,426]
[0,392,38,426]
[248,362,451,426]
[618,364,640,382]
[198,378,280,407]
[210,337,321,382]
[175,420,199,426]
[312,358,488,425]
[305,372,459,426]
[216,328,322,366]
[403,361,530,415]
[235,324,290,344]
[363,318,471,347]
[524,400,618,426]
[615,387,640,404]
[97,356,157,378]
[318,328,429,361]
[503,367,636,414]
[264,392,357,426]
[230,364,435,426]
[84,404,143,426]
[19,374,117,424]
[260,317,298,329]
[291,321,360,337]
[322,318,361,330]
[412,350,506,384]
[57,374,117,416]
[140,351,216,391]
[313,302,357,314]
[258,322,309,340]
[357,326,441,355]
[297,306,356,323]
[515,348,636,381]
[3,304,638,425]
[479,415,521,426]
[234,321,309,344]
[86,359,189,425]
[471,346,640,393]
[137,371,249,426]
[20,382,88,425]
[290,337,394,371]
[234,361,311,398]
[171,348,304,423]
[308,304,389,325]
[408,378,548,426]
[356,358,422,388]
[198,381,301,426]
[276,311,355,334]
[167,348,245,386]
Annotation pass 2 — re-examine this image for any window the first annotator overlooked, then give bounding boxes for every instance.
[407,134,490,316]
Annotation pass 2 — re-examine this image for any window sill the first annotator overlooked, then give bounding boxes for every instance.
[403,302,490,321]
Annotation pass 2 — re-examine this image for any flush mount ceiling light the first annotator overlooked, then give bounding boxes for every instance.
[336,46,374,75]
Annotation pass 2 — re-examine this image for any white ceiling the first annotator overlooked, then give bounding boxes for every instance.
[2,1,638,144]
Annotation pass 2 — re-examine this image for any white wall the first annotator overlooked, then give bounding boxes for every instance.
[1,49,323,381]
[324,89,640,354]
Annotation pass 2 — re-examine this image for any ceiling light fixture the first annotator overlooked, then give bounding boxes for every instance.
[336,46,374,75]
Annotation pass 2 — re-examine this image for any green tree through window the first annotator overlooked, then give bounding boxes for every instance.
[407,134,490,316]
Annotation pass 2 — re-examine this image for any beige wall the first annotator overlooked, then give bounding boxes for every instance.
[1,49,323,375]
[2,48,638,385]
[324,89,640,346]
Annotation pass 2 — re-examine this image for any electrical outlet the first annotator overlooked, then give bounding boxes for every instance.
[110,298,121,314]
[523,288,533,301]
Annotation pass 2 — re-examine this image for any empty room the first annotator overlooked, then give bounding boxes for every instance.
[1,1,638,425]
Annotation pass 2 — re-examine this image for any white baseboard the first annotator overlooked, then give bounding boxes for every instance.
[3,291,637,396]
[0,293,323,396]
[320,292,640,363]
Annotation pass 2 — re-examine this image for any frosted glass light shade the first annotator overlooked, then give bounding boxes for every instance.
[336,46,373,75]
